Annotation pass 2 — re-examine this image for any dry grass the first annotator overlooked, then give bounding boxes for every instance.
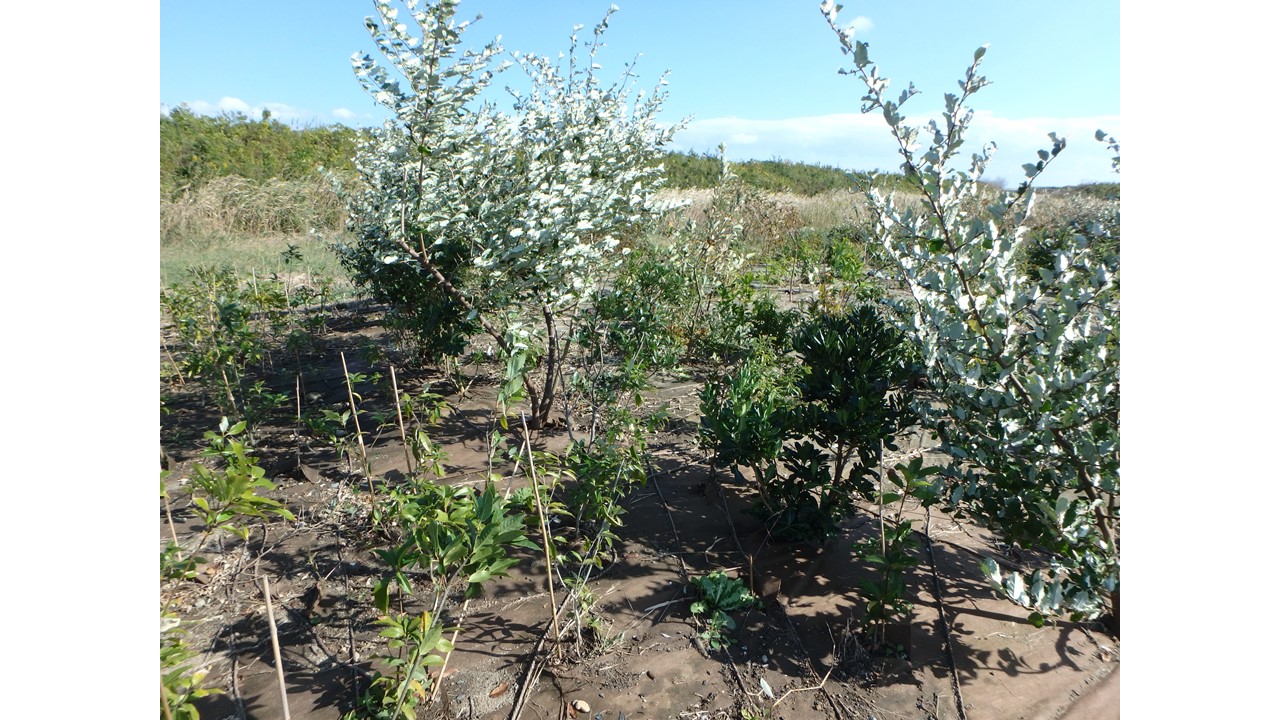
[161,175,348,246]
[1025,188,1119,232]
[159,173,360,295]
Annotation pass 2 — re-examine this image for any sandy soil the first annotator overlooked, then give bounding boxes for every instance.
[160,301,1118,720]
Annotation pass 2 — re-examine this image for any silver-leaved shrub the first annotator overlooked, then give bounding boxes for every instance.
[821,1,1120,627]
[336,0,681,428]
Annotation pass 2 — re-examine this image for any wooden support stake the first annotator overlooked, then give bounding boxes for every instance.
[339,352,373,494]
[521,413,562,658]
[429,598,471,705]
[261,575,292,720]
[160,676,173,720]
[162,344,186,386]
[295,373,303,468]
[390,365,414,475]
[220,368,239,418]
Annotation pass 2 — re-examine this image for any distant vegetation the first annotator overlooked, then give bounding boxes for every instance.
[160,106,362,199]
[660,149,918,195]
[159,109,926,200]
[158,109,1113,250]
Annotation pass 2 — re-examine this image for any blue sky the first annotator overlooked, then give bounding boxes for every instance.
[162,0,1120,185]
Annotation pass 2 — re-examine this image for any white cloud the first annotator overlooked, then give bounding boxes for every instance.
[183,96,253,116]
[672,110,1122,186]
[163,97,357,126]
[849,15,873,33]
[262,101,306,123]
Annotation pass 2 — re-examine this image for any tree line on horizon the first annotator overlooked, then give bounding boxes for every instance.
[162,106,1047,199]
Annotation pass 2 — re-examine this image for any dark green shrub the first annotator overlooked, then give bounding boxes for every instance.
[335,233,479,362]
[700,304,918,544]
[698,349,799,502]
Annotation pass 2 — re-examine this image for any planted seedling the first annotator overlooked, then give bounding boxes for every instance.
[343,611,455,720]
[189,417,295,551]
[360,482,538,714]
[161,614,222,720]
[161,265,270,420]
[689,570,759,650]
[698,350,799,511]
[161,542,202,582]
[242,379,290,442]
[853,456,942,650]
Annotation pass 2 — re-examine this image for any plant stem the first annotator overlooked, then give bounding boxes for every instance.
[392,612,429,720]
[261,575,291,720]
[521,413,563,658]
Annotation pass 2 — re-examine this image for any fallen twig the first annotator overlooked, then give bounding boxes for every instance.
[641,598,685,613]
[771,665,834,708]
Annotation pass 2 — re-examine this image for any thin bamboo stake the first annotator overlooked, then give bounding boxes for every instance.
[428,597,471,704]
[162,488,181,549]
[295,374,303,469]
[160,676,173,720]
[520,413,562,658]
[390,365,414,475]
[877,439,887,647]
[163,344,186,386]
[220,367,239,417]
[261,575,292,720]
[339,352,373,494]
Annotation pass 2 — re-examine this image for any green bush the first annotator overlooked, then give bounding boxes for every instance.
[699,304,917,544]
[589,247,690,371]
[698,348,799,503]
[658,150,916,197]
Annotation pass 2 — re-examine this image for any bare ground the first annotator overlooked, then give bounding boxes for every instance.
[160,302,1118,720]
